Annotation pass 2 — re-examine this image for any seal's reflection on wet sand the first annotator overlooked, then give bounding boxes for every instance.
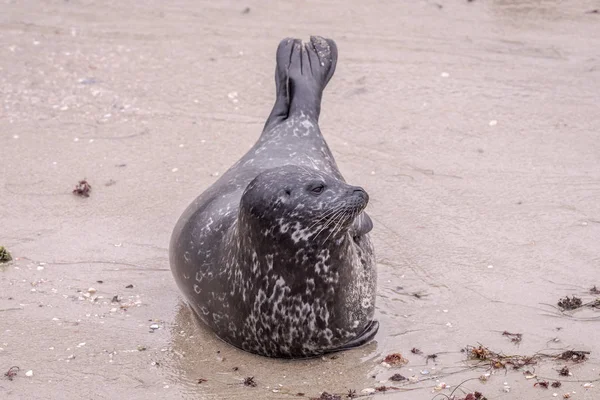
[169,302,379,397]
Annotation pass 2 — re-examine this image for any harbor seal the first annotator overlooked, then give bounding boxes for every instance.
[169,36,378,358]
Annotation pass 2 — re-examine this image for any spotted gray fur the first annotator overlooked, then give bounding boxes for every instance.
[169,36,378,358]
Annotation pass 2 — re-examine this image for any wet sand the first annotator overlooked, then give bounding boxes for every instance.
[1,0,599,399]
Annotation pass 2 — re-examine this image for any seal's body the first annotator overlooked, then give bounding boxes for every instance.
[170,36,378,358]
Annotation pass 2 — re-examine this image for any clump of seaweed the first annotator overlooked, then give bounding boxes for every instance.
[383,353,409,366]
[465,345,537,370]
[556,350,589,363]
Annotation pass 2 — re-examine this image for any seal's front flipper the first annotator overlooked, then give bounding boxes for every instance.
[350,212,373,238]
[326,320,379,354]
[264,36,338,129]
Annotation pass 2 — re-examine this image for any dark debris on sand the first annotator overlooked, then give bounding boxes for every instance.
[4,366,19,381]
[534,380,549,388]
[460,392,488,400]
[375,385,400,392]
[590,285,600,294]
[502,331,523,344]
[559,366,570,376]
[310,392,341,400]
[73,179,92,197]
[390,373,407,382]
[557,296,582,310]
[243,376,257,387]
[0,246,12,263]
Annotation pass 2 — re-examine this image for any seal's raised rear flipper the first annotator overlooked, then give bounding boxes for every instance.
[265,36,338,129]
[325,320,379,355]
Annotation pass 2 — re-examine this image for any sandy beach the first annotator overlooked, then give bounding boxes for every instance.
[1,0,599,399]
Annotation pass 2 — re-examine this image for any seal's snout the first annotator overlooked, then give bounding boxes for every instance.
[351,187,369,203]
[347,186,369,211]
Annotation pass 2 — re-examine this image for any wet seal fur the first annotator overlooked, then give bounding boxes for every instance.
[169,36,378,358]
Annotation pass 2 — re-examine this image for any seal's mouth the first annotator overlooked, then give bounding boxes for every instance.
[347,187,369,212]
[310,187,369,242]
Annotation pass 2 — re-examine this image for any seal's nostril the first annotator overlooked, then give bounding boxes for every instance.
[352,187,369,203]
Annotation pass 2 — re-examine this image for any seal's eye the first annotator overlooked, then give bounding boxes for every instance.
[310,184,325,195]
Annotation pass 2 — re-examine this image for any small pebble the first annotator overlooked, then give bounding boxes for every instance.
[37,266,44,271]
[88,288,97,294]
[361,388,376,395]
[489,120,498,126]
[150,324,160,330]
[440,72,450,78]
[171,168,179,172]
[25,370,33,377]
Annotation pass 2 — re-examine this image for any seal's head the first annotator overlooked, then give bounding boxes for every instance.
[240,165,368,242]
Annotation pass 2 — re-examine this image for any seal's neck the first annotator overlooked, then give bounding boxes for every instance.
[231,211,353,279]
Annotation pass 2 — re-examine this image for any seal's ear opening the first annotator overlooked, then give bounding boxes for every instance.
[240,174,291,222]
